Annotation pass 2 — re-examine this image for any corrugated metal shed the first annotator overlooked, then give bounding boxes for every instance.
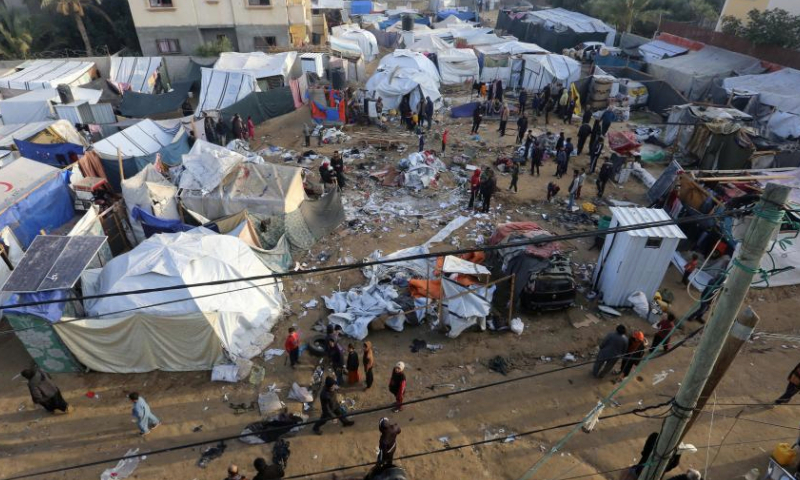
[638,40,688,61]
[610,207,686,239]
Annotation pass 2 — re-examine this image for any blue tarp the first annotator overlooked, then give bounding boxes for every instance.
[450,102,480,118]
[3,290,69,323]
[595,55,646,71]
[14,140,85,168]
[100,134,189,192]
[131,206,195,237]
[378,16,431,30]
[435,10,477,22]
[351,1,372,14]
[0,171,74,248]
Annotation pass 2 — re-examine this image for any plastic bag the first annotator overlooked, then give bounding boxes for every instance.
[627,291,649,318]
[510,318,524,335]
[258,391,283,415]
[288,383,313,403]
[100,449,140,480]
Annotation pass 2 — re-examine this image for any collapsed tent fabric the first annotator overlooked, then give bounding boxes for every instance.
[219,87,295,126]
[109,57,164,94]
[214,52,297,81]
[79,228,284,370]
[0,121,78,149]
[722,68,800,139]
[0,87,102,124]
[118,80,193,118]
[0,60,96,90]
[196,68,258,116]
[521,54,581,91]
[0,158,74,247]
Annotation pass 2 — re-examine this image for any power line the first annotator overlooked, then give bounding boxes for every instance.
[1,208,748,312]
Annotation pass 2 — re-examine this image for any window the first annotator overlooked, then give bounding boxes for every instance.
[248,0,270,5]
[156,38,181,54]
[149,0,173,7]
[254,36,277,51]
[645,237,663,249]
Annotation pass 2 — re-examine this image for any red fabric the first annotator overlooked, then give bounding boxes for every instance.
[442,129,449,143]
[338,99,347,123]
[348,370,360,384]
[247,119,255,140]
[284,332,300,351]
[489,222,542,245]
[489,222,562,259]
[607,131,641,155]
[684,258,698,273]
[470,169,481,187]
[311,101,327,120]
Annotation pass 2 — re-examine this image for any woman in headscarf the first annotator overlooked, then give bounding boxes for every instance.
[389,362,406,412]
[363,341,375,391]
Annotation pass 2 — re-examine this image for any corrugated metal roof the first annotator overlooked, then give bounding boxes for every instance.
[610,207,686,239]
[638,40,688,60]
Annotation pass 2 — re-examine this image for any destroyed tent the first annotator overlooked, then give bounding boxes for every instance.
[109,57,168,94]
[645,45,764,101]
[55,228,285,373]
[473,41,548,84]
[721,68,800,140]
[0,59,97,90]
[664,104,755,170]
[92,119,190,190]
[195,68,258,117]
[332,26,380,62]
[497,7,615,53]
[408,36,479,85]
[118,80,193,118]
[0,158,74,247]
[214,51,298,90]
[520,53,581,92]
[0,87,102,124]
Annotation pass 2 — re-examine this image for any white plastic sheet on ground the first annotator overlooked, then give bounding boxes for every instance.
[364,245,434,282]
[323,282,405,340]
[441,280,494,338]
[399,152,447,190]
[425,215,470,246]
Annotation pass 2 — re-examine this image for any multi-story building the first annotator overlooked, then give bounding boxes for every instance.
[127,0,314,56]
[716,0,800,31]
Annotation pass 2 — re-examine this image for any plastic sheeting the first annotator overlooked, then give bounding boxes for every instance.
[520,54,581,92]
[323,283,404,340]
[366,68,442,111]
[0,60,95,90]
[438,48,479,84]
[219,88,296,126]
[0,87,101,124]
[14,140,84,167]
[214,52,297,81]
[131,206,195,237]
[109,57,163,94]
[196,68,258,116]
[0,158,74,248]
[377,50,441,83]
[332,27,380,62]
[118,80,193,118]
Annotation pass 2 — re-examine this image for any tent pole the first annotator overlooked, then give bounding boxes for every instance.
[117,148,124,181]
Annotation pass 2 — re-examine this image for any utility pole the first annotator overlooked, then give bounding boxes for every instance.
[638,183,789,480]
[682,306,760,435]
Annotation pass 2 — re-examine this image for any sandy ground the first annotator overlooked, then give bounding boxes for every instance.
[3,53,800,480]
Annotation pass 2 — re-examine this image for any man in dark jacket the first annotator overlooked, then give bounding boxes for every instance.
[576,121,592,155]
[582,106,592,125]
[331,151,346,191]
[589,136,604,174]
[516,116,528,144]
[596,158,613,197]
[313,376,354,434]
[601,108,615,135]
[470,104,483,134]
[22,368,71,413]
[530,141,543,176]
[424,96,434,129]
[518,89,527,115]
[376,417,401,467]
[592,325,628,378]
[555,131,565,151]
[480,170,496,213]
[775,361,800,404]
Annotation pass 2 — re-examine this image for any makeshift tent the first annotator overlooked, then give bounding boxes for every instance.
[121,163,180,244]
[474,40,548,84]
[14,140,84,167]
[214,52,297,87]
[195,68,258,116]
[377,50,441,83]
[366,67,442,111]
[0,87,102,124]
[646,45,764,101]
[109,57,166,94]
[408,34,452,53]
[310,87,347,124]
[58,228,284,372]
[0,60,96,90]
[435,10,477,22]
[499,8,615,53]
[92,119,189,190]
[664,104,755,170]
[219,87,296,126]
[722,68,800,140]
[520,53,581,92]
[408,36,479,84]
[0,120,86,149]
[0,158,74,247]
[593,207,685,307]
[332,26,380,62]
[638,40,689,62]
[118,80,193,118]
[351,0,372,14]
[434,14,473,29]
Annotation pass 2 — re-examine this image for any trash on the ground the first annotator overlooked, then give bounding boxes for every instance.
[192,425,203,433]
[323,283,405,340]
[100,449,141,480]
[438,436,450,447]
[652,370,670,385]
[581,401,605,433]
[263,349,285,362]
[197,441,227,468]
[628,291,650,318]
[249,365,265,385]
[258,391,283,415]
[240,413,305,444]
[678,442,698,453]
[598,305,622,317]
[228,402,257,415]
[562,353,576,363]
[488,356,512,375]
[304,299,319,309]
[211,364,239,383]
[510,318,524,335]
[572,314,601,329]
[288,383,313,403]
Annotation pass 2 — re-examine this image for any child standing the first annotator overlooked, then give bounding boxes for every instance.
[284,327,300,368]
[682,253,699,285]
[363,341,374,390]
[347,344,360,385]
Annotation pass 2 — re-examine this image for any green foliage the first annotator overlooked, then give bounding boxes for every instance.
[195,36,233,57]
[584,0,722,35]
[742,8,800,48]
[0,7,33,59]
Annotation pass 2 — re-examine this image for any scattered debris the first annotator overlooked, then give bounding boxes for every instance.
[197,441,227,469]
[562,353,576,363]
[263,349,285,362]
[510,318,524,335]
[100,449,141,480]
[488,356,512,376]
[288,383,313,403]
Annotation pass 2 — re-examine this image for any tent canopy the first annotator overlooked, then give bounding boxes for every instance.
[196,68,258,115]
[409,35,452,53]
[0,60,96,90]
[214,51,297,80]
[0,87,102,124]
[521,53,581,92]
[521,7,615,43]
[723,68,800,139]
[377,50,441,83]
[638,40,688,62]
[366,67,442,111]
[437,48,480,85]
[93,119,184,159]
[332,26,380,61]
[109,57,164,93]
[0,120,85,149]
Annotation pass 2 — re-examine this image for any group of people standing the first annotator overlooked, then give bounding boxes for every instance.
[318,150,347,192]
[467,166,497,213]
[400,94,435,132]
[202,113,255,147]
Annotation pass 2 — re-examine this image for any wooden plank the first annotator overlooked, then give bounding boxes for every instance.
[697,175,792,182]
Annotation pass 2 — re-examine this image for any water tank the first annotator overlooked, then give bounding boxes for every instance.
[331,68,346,90]
[402,14,414,31]
[56,84,74,104]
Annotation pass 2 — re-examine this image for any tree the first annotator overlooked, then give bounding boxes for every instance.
[0,7,33,59]
[720,8,800,49]
[588,0,665,33]
[195,36,233,57]
[39,0,115,55]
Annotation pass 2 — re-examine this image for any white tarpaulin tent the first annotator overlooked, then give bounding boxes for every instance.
[0,120,86,148]
[722,68,800,139]
[366,68,442,111]
[109,57,164,93]
[521,53,581,91]
[474,41,548,84]
[121,163,180,243]
[60,228,284,372]
[521,7,616,45]
[332,26,380,61]
[0,60,95,90]
[93,119,185,159]
[195,68,258,115]
[214,51,297,81]
[0,87,101,124]
[408,37,479,84]
[377,50,441,82]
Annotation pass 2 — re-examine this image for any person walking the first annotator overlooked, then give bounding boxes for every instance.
[531,141,543,176]
[215,117,228,146]
[554,147,566,178]
[376,417,401,468]
[498,103,509,137]
[303,123,311,147]
[468,168,482,209]
[518,89,528,116]
[596,157,613,197]
[555,131,565,152]
[589,136,604,174]
[592,325,628,379]
[577,121,592,155]
[247,116,255,141]
[441,128,449,153]
[508,161,519,193]
[532,92,541,116]
[682,254,699,285]
[589,119,602,153]
[313,376,355,434]
[652,313,676,353]
[601,107,615,135]
[563,97,576,124]
[481,169,496,213]
[232,114,245,140]
[775,361,800,404]
[331,151,346,191]
[389,362,407,412]
[523,130,534,159]
[544,97,554,124]
[470,104,483,134]
[424,96,434,129]
[418,132,425,153]
[576,168,586,200]
[516,116,528,143]
[284,327,300,368]
[328,338,345,385]
[347,344,360,385]
[582,106,592,125]
[129,392,160,436]
[363,341,375,390]
[617,331,648,382]
[567,169,579,210]
[21,368,71,414]
[564,137,574,169]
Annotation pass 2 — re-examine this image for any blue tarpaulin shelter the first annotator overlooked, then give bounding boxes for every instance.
[351,1,372,14]
[14,140,85,167]
[131,206,197,237]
